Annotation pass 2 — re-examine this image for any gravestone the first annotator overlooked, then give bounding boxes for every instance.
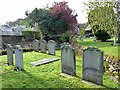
[33,39,39,52]
[61,43,76,76]
[7,44,14,65]
[40,40,47,53]
[48,40,56,55]
[30,58,60,66]
[14,45,24,70]
[82,47,104,85]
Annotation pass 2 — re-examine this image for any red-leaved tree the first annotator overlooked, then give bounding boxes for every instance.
[50,1,78,34]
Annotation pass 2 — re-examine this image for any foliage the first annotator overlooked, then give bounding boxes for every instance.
[1,48,33,55]
[22,31,41,41]
[94,30,111,41]
[92,25,111,41]
[50,1,78,34]
[78,22,89,37]
[19,18,31,27]
[85,1,118,38]
[26,1,78,42]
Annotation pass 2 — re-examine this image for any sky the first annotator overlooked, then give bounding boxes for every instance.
[0,0,88,25]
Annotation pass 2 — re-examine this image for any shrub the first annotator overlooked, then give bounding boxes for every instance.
[94,30,111,41]
[1,48,33,55]
[22,31,41,41]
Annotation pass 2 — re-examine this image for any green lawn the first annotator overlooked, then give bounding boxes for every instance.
[78,38,119,56]
[1,51,119,88]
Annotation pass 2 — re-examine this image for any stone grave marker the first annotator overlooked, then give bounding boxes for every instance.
[7,44,14,65]
[14,45,24,70]
[40,40,47,53]
[30,58,60,66]
[61,43,76,76]
[48,40,56,55]
[33,39,39,52]
[82,47,104,85]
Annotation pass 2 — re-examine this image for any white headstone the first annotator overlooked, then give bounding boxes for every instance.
[7,44,14,65]
[33,39,39,52]
[15,45,24,70]
[48,40,56,55]
[40,40,47,53]
[61,42,76,76]
[82,47,104,85]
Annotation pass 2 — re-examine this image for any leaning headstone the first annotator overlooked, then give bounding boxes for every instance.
[33,39,39,52]
[82,47,104,85]
[61,43,76,76]
[7,44,14,65]
[40,40,47,53]
[48,40,56,55]
[14,45,24,70]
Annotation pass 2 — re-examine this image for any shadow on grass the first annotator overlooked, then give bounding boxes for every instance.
[102,84,119,89]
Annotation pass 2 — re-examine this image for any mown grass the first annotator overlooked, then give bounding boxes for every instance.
[78,38,119,56]
[1,50,119,88]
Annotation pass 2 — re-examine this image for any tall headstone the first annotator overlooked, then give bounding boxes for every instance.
[40,40,47,53]
[61,42,76,76]
[15,45,24,70]
[33,39,39,52]
[7,44,14,65]
[48,40,56,55]
[82,47,104,85]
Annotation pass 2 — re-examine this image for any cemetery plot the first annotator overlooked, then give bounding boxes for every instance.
[82,47,104,85]
[30,58,60,66]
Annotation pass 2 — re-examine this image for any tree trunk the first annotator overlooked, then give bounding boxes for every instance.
[113,36,117,45]
[117,33,120,43]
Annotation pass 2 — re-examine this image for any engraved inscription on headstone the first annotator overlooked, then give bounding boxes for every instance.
[15,45,24,70]
[40,40,47,53]
[7,44,14,65]
[61,43,76,76]
[33,39,39,52]
[82,47,103,85]
[48,40,56,55]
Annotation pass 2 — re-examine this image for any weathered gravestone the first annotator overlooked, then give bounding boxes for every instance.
[14,45,24,70]
[82,47,104,85]
[48,40,56,55]
[30,58,60,66]
[33,39,39,52]
[61,42,76,76]
[7,44,14,65]
[40,40,47,53]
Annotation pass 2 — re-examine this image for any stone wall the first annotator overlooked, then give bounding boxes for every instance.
[0,35,33,50]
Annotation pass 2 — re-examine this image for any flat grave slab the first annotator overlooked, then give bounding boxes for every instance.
[30,58,60,66]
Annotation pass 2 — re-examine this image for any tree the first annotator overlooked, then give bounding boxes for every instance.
[85,1,119,44]
[26,1,78,42]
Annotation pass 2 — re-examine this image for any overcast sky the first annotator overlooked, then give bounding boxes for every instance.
[0,0,88,25]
